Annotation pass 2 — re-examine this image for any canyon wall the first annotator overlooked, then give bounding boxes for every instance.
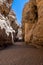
[32,0,43,45]
[22,0,43,46]
[0,0,18,47]
[0,0,13,16]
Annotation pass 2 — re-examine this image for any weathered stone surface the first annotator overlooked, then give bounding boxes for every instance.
[0,0,13,16]
[32,0,43,45]
[22,0,38,43]
[22,0,43,46]
[8,10,19,42]
[0,28,12,46]
[0,14,15,46]
[8,10,19,31]
[0,0,18,47]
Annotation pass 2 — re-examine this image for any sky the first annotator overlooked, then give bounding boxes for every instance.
[11,0,28,24]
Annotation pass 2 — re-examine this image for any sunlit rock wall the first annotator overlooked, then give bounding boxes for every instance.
[0,0,18,46]
[8,10,19,31]
[8,10,19,41]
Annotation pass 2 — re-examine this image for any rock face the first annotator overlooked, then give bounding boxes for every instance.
[0,0,18,47]
[8,10,19,31]
[0,0,13,16]
[32,0,43,45]
[22,0,38,42]
[8,10,19,41]
[17,26,23,40]
[22,0,43,46]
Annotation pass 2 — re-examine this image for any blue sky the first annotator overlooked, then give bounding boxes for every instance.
[11,0,28,24]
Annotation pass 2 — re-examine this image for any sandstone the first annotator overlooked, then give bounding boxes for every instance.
[22,0,43,46]
[0,28,12,46]
[32,0,43,45]
[0,0,13,17]
[22,0,38,43]
[0,15,15,46]
[0,0,18,47]
[8,10,19,41]
[8,10,19,31]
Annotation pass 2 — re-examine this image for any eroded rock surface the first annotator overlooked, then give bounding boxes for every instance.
[22,0,43,46]
[32,0,43,45]
[8,10,19,31]
[0,0,18,47]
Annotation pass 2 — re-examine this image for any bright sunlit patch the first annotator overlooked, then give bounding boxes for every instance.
[0,13,15,44]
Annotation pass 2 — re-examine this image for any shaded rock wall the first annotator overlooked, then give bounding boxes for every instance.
[22,0,43,46]
[22,0,38,42]
[32,0,43,45]
[0,28,12,45]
